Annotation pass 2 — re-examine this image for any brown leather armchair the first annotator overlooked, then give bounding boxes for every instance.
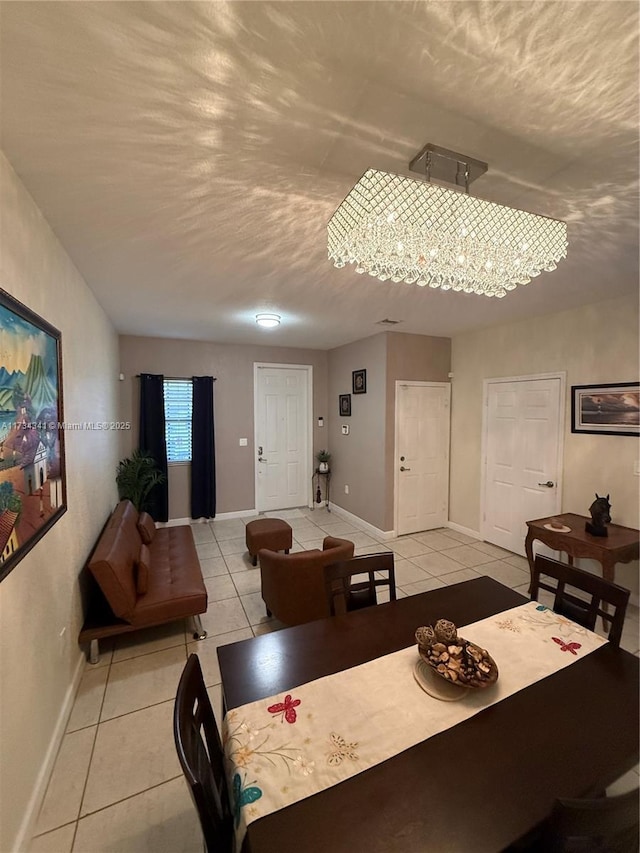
[259,536,355,626]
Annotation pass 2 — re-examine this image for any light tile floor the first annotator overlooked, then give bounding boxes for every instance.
[30,508,640,852]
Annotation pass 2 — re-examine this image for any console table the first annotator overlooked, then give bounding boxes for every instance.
[311,468,331,511]
[525,513,640,590]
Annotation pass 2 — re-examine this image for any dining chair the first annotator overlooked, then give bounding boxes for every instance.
[531,555,630,646]
[542,787,640,852]
[173,653,233,853]
[507,788,639,853]
[324,552,396,616]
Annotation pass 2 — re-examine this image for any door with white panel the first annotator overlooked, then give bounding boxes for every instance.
[395,382,450,536]
[255,366,310,512]
[482,376,564,555]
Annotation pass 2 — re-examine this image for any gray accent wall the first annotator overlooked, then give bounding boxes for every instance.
[0,153,120,852]
[328,333,389,530]
[119,336,329,518]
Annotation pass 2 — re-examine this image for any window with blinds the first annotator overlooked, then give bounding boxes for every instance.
[164,379,193,462]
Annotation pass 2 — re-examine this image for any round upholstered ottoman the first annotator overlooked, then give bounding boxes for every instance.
[245,518,293,566]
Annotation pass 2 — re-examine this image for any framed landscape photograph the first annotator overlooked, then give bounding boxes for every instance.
[0,290,67,582]
[339,394,351,417]
[571,382,640,436]
[352,369,367,395]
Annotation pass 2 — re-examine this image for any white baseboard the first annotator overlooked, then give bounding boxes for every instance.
[213,509,257,521]
[446,521,482,540]
[164,509,257,526]
[329,503,395,541]
[14,650,86,852]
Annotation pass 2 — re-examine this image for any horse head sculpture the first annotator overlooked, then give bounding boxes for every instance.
[585,493,611,537]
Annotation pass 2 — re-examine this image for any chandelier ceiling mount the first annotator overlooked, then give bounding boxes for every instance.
[408,143,487,189]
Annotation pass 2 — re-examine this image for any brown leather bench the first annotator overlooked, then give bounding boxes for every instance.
[246,517,293,566]
[79,500,207,663]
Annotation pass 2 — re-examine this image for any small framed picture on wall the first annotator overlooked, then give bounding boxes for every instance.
[339,394,351,417]
[352,369,367,395]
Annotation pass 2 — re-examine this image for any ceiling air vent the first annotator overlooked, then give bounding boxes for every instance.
[376,318,403,326]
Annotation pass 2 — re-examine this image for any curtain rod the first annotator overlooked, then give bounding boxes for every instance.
[135,374,216,380]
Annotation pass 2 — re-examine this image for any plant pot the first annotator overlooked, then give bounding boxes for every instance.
[318,462,329,473]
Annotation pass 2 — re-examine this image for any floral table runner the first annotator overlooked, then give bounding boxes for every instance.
[222,602,606,847]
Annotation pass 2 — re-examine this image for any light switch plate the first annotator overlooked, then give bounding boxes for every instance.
[341,424,350,435]
[634,460,640,476]
[239,438,248,446]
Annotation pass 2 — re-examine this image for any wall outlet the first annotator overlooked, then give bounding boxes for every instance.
[239,438,248,446]
[344,484,349,495]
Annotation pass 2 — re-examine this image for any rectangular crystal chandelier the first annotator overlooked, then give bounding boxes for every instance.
[327,145,568,298]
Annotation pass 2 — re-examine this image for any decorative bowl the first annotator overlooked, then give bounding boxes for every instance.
[415,620,499,690]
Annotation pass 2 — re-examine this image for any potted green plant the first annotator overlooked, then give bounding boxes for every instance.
[316,449,331,473]
[116,449,166,512]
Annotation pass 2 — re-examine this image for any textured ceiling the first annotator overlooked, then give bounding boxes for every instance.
[1,1,638,349]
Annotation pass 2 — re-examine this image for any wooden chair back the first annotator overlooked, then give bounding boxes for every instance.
[531,555,630,646]
[324,552,396,617]
[173,654,233,853]
[543,787,639,852]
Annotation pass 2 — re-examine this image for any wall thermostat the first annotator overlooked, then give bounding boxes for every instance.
[341,424,350,435]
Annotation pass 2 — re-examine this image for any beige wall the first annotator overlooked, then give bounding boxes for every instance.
[119,336,328,518]
[450,293,639,594]
[0,154,120,851]
[327,334,388,530]
[384,332,451,529]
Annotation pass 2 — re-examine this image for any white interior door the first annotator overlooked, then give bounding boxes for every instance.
[255,366,310,512]
[482,376,564,555]
[395,382,450,536]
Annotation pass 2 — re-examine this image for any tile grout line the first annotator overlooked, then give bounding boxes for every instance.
[110,637,188,666]
[70,651,112,852]
[75,775,186,823]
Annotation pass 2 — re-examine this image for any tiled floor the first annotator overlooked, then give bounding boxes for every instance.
[30,508,640,852]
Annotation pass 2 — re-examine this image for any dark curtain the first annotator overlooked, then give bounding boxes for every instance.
[191,376,216,519]
[139,373,169,522]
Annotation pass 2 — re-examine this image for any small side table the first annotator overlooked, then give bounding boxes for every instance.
[312,468,331,512]
[525,513,640,591]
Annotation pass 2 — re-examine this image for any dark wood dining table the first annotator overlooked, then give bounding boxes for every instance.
[217,576,639,853]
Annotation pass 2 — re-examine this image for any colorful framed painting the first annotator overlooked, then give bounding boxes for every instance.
[339,394,351,417]
[571,382,640,436]
[352,369,367,395]
[0,290,67,582]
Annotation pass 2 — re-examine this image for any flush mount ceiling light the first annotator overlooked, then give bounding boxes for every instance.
[255,313,281,328]
[327,143,568,298]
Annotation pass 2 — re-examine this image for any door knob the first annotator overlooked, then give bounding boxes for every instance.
[258,457,267,463]
[538,481,554,488]
[400,466,411,472]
